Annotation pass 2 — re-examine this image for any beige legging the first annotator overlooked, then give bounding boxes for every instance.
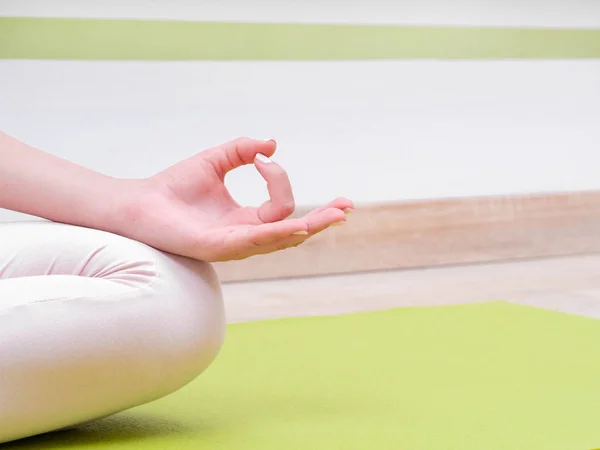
[0,221,225,443]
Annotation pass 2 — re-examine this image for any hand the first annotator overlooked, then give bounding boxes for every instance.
[117,138,353,262]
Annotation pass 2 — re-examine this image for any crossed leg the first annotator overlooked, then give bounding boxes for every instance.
[0,222,225,443]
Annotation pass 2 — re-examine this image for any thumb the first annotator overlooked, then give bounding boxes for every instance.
[203,137,277,178]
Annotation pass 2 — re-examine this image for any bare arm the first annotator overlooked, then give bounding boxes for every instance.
[0,131,126,231]
[0,131,352,261]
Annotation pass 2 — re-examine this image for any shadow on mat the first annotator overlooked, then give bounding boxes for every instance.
[0,414,196,449]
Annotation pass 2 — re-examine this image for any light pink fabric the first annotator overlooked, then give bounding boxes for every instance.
[0,221,225,443]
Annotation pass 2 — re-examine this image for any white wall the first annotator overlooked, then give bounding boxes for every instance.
[1,59,599,222]
[2,0,600,28]
[1,0,600,221]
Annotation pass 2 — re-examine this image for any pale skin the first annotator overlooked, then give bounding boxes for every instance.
[0,132,354,262]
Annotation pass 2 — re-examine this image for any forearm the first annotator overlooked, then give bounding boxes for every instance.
[0,131,127,231]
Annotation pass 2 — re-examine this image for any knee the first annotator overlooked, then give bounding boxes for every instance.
[67,231,227,403]
[133,252,226,399]
[0,226,226,442]
[74,230,226,396]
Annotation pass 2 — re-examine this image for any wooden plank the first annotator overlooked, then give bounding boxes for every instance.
[214,191,600,282]
[221,255,600,323]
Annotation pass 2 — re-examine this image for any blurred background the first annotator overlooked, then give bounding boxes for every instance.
[1,0,599,218]
[3,4,600,446]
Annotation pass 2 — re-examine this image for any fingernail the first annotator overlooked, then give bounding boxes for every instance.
[255,153,273,164]
[330,220,346,227]
[343,207,354,214]
[293,230,309,236]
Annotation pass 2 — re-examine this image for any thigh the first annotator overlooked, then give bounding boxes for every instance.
[0,221,225,443]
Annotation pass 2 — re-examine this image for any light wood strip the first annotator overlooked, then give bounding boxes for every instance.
[214,191,600,282]
[221,254,600,323]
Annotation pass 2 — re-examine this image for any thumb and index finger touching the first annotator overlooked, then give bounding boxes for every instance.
[205,137,354,236]
[205,137,298,223]
[204,137,277,178]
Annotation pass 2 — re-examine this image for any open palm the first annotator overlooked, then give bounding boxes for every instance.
[120,138,353,262]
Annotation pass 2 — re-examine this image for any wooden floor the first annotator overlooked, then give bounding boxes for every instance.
[222,253,600,323]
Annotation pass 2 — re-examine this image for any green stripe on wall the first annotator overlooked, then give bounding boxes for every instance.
[1,17,599,60]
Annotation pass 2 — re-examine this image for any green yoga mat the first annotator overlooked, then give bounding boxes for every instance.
[5,301,600,449]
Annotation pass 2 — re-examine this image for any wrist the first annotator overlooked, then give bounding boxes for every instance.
[101,177,152,240]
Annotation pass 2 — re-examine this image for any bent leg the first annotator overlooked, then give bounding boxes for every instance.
[0,222,225,443]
